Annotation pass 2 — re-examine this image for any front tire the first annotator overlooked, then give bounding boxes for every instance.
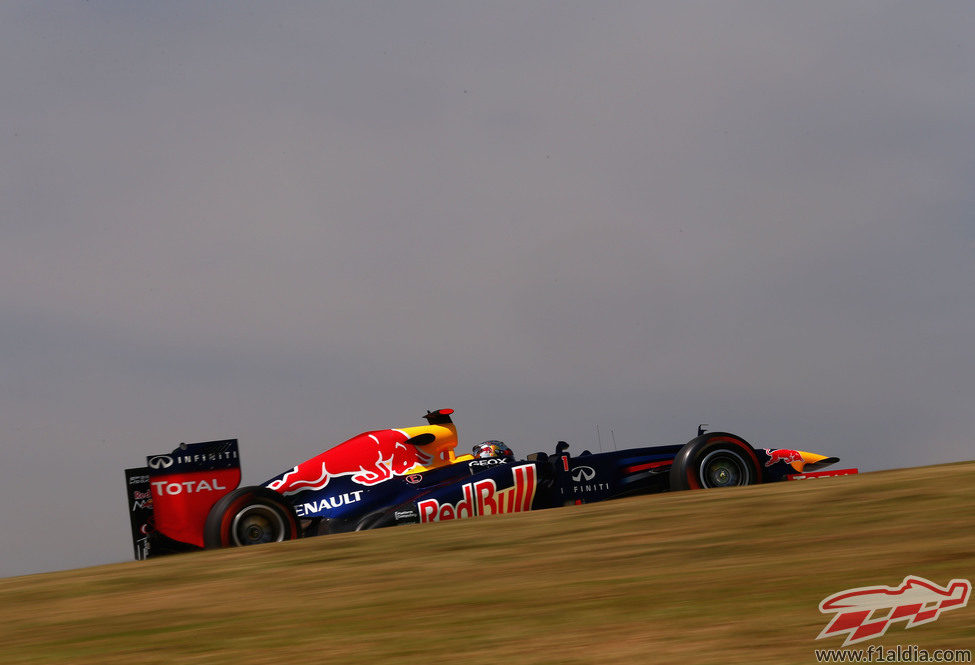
[669,432,761,491]
[203,486,299,548]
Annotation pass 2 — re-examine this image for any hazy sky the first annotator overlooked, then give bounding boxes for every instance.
[2,2,973,578]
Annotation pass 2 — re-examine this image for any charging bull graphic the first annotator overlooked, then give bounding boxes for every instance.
[817,575,971,646]
[764,448,803,467]
[267,429,434,495]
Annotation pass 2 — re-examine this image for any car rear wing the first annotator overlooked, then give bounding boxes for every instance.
[123,439,242,559]
[123,467,153,560]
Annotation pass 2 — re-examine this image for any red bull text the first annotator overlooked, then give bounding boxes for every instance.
[418,464,538,522]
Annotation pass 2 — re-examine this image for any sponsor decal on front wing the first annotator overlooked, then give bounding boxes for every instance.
[764,448,803,467]
[418,464,537,522]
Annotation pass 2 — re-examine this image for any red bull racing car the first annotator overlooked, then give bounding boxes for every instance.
[123,409,857,559]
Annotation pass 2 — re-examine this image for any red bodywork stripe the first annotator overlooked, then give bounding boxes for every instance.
[523,466,536,512]
[513,466,525,512]
[624,461,671,473]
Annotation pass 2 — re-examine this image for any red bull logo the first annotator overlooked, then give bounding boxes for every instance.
[418,464,537,522]
[818,575,971,646]
[268,429,433,496]
[764,448,803,467]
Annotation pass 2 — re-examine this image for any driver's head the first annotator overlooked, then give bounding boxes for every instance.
[472,440,514,460]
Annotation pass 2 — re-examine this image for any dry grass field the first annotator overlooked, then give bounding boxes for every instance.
[1,462,973,664]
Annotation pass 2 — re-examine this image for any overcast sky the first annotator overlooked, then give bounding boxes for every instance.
[1,2,973,578]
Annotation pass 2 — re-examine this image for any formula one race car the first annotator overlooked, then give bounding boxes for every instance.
[123,409,857,559]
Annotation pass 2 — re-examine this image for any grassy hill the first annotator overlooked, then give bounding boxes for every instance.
[2,462,973,664]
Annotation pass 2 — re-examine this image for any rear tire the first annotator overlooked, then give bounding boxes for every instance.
[669,433,761,491]
[203,486,299,548]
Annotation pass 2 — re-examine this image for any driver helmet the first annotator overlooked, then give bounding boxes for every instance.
[472,440,514,460]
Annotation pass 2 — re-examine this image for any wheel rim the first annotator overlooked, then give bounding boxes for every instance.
[698,449,750,488]
[230,504,287,546]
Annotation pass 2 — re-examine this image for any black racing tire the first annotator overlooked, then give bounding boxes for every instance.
[669,432,761,491]
[203,486,299,549]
